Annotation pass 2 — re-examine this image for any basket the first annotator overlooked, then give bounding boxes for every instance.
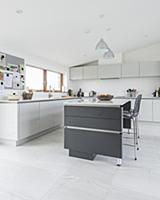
[22,92,33,100]
[97,95,113,101]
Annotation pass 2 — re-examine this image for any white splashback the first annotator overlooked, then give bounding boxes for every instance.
[69,77,160,97]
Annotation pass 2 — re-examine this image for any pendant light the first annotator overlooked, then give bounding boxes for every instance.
[95,38,109,50]
[95,38,115,59]
[103,50,115,59]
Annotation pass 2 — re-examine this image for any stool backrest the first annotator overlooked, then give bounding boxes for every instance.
[133,94,142,117]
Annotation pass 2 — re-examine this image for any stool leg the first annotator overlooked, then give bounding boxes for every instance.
[137,117,140,139]
[133,118,137,160]
[136,117,139,150]
[116,159,122,166]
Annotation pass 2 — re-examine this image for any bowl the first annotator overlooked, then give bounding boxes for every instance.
[22,92,33,100]
[97,94,113,101]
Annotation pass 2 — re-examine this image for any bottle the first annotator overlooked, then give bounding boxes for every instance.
[158,88,160,97]
[152,90,157,97]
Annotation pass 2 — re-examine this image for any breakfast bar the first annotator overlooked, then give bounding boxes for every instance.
[64,99,131,166]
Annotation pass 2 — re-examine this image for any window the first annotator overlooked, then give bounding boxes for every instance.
[25,65,63,92]
[26,65,44,90]
[46,71,61,91]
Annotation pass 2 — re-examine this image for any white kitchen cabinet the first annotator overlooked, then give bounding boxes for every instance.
[121,63,139,78]
[83,65,98,80]
[70,67,83,80]
[139,61,160,77]
[39,101,63,132]
[139,100,153,121]
[18,102,40,139]
[0,104,18,140]
[153,100,160,122]
[98,64,121,79]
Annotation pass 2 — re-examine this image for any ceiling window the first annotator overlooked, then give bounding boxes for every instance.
[26,65,44,90]
[47,70,61,91]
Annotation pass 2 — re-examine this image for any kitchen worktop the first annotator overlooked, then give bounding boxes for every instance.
[114,96,160,100]
[64,99,129,107]
[0,96,79,104]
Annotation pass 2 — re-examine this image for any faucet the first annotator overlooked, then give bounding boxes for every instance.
[48,92,53,98]
[48,85,53,98]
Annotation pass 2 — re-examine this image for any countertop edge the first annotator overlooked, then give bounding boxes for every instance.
[0,97,79,104]
[114,96,160,100]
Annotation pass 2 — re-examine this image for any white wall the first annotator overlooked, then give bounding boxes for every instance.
[124,42,160,62]
[69,43,160,96]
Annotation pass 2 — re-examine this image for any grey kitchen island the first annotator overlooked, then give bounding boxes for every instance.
[64,99,131,166]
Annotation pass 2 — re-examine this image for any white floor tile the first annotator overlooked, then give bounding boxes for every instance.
[0,123,159,199]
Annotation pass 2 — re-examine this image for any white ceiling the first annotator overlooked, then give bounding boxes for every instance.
[0,0,160,67]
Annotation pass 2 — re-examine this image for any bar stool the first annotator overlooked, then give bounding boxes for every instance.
[123,94,142,160]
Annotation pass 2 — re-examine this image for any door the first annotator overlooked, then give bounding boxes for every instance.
[139,61,160,77]
[121,63,139,78]
[18,102,40,139]
[83,65,98,80]
[70,67,83,80]
[153,100,160,122]
[139,100,153,121]
[98,64,121,79]
[39,101,63,132]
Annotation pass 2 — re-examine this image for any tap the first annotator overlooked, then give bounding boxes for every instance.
[48,85,53,98]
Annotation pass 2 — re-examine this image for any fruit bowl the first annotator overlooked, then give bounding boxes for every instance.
[97,94,113,101]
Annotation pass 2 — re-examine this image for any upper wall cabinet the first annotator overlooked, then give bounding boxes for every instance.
[98,64,121,79]
[70,67,83,80]
[121,63,140,78]
[83,65,98,80]
[139,61,160,77]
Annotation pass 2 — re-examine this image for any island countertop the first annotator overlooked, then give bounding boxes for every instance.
[64,99,130,107]
[114,96,160,100]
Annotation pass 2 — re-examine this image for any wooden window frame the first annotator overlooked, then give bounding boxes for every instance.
[44,70,63,92]
[26,65,63,92]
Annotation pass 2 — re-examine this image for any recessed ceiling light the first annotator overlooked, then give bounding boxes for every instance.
[144,34,148,38]
[16,9,23,15]
[106,27,111,31]
[99,14,104,19]
[84,29,91,34]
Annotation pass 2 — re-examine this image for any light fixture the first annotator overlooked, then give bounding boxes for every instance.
[106,27,111,32]
[95,38,115,59]
[99,14,104,19]
[144,34,148,38]
[16,9,23,15]
[95,38,109,50]
[84,29,91,34]
[103,50,115,59]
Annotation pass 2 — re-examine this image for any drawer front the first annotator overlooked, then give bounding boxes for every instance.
[65,106,121,120]
[65,116,122,131]
[64,128,122,158]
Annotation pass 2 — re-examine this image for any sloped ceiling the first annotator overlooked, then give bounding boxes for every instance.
[0,0,160,67]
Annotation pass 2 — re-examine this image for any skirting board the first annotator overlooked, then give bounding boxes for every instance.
[0,125,62,146]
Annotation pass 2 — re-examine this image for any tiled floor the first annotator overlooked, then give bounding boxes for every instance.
[0,123,160,200]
